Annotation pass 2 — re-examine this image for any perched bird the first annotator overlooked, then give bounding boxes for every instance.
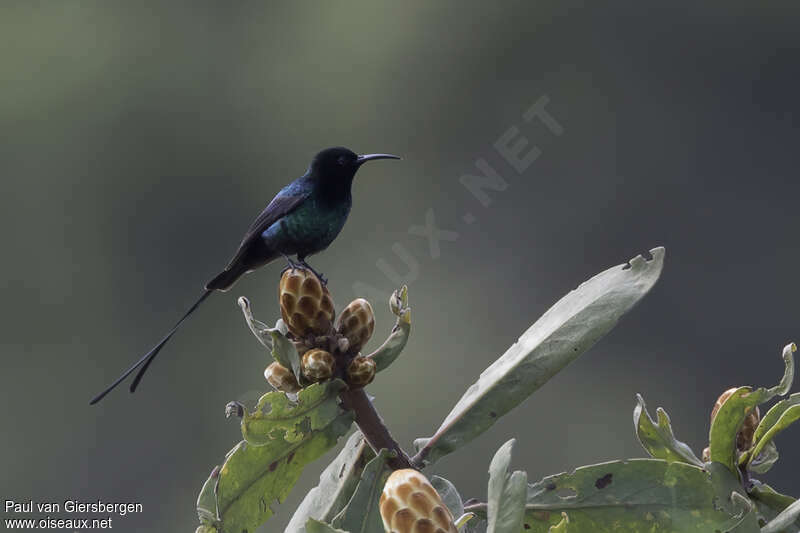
[90,147,400,404]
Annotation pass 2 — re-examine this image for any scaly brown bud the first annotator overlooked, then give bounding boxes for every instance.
[279,268,335,337]
[336,298,375,353]
[380,469,457,533]
[301,349,335,382]
[710,388,761,451]
[264,362,301,393]
[346,356,376,388]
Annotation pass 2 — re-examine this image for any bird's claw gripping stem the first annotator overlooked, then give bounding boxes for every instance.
[299,260,328,285]
[281,254,301,273]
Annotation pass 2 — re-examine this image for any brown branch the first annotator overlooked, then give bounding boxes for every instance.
[339,387,414,470]
[410,446,430,468]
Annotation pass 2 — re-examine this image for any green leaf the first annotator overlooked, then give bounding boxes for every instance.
[548,513,568,533]
[413,248,665,466]
[773,342,797,397]
[235,380,347,446]
[517,459,756,533]
[238,296,302,379]
[213,409,353,533]
[332,449,392,533]
[711,343,796,474]
[633,393,703,466]
[209,381,353,532]
[196,466,220,526]
[455,513,477,530]
[749,482,800,532]
[487,440,527,533]
[286,431,374,532]
[708,387,766,475]
[749,403,800,469]
[305,518,350,533]
[753,393,800,446]
[432,475,465,520]
[368,285,411,373]
[748,440,779,474]
[762,500,800,533]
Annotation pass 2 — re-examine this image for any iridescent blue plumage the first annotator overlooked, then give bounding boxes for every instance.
[89,146,400,404]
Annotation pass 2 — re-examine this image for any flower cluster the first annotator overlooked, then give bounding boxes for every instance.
[264,267,378,391]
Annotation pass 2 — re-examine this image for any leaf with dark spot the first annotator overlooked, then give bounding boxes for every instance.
[196,380,354,533]
[594,473,612,489]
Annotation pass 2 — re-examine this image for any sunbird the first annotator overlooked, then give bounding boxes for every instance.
[90,147,400,404]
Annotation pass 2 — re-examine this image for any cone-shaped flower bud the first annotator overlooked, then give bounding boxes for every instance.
[336,298,375,353]
[264,362,301,393]
[380,469,457,533]
[346,356,376,388]
[710,387,761,451]
[279,268,335,337]
[301,348,335,382]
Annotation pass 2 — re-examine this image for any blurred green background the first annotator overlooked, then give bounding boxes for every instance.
[2,2,799,531]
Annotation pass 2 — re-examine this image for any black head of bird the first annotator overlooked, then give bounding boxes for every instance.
[309,146,400,197]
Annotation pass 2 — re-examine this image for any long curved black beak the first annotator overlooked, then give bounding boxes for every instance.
[356,153,401,166]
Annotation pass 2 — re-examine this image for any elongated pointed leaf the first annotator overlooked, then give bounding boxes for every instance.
[517,459,756,532]
[286,431,374,533]
[414,248,665,465]
[753,393,800,446]
[332,449,392,533]
[238,296,303,379]
[487,440,527,533]
[748,403,800,470]
[237,380,347,446]
[633,393,703,466]
[709,386,765,475]
[368,286,411,373]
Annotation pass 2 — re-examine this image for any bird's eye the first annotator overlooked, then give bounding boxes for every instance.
[337,156,348,166]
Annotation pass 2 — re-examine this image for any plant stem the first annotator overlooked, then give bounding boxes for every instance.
[410,447,429,468]
[462,502,488,519]
[339,387,414,470]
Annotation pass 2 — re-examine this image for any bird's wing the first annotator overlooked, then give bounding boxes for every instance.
[224,188,310,267]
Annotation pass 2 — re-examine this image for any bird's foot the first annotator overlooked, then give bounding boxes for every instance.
[299,261,328,285]
[281,254,301,274]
